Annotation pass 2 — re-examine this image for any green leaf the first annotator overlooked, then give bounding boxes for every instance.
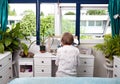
[0,43,4,53]
[5,38,12,47]
[21,43,28,56]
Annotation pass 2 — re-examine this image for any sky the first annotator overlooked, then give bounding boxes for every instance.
[9,4,55,16]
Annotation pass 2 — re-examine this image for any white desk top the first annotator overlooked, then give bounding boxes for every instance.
[34,52,94,60]
[0,51,11,59]
[34,52,56,60]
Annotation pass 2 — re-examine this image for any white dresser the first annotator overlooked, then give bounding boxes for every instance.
[113,56,120,78]
[0,52,13,84]
[34,52,53,77]
[34,52,94,77]
[77,54,94,77]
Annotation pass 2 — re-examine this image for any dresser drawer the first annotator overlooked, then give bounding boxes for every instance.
[0,67,12,84]
[114,60,120,69]
[113,70,120,78]
[0,54,12,70]
[34,73,51,77]
[77,66,93,75]
[2,72,13,84]
[34,58,51,65]
[78,58,94,66]
[35,65,51,73]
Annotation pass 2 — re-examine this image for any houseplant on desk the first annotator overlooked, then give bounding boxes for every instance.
[19,40,35,58]
[40,15,54,53]
[94,34,120,66]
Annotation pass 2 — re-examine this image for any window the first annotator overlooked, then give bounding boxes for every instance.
[60,3,76,35]
[8,3,111,40]
[9,4,36,36]
[40,3,55,37]
[96,21,102,26]
[80,4,111,39]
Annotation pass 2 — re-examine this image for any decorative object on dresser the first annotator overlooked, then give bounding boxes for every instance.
[113,56,120,78]
[77,54,94,77]
[0,52,13,84]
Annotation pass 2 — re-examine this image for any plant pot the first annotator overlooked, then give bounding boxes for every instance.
[105,58,113,68]
[40,45,46,53]
[19,51,34,58]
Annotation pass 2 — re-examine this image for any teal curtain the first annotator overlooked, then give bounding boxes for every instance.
[0,0,8,32]
[108,0,120,37]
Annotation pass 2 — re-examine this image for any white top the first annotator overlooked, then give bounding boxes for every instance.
[55,45,80,76]
[0,51,11,59]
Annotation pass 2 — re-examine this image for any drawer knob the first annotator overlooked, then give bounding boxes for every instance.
[0,76,2,78]
[84,70,86,72]
[9,76,12,79]
[9,67,11,70]
[84,62,87,64]
[115,65,117,68]
[9,58,11,60]
[42,69,44,72]
[42,61,44,63]
[0,65,2,67]
[114,74,117,77]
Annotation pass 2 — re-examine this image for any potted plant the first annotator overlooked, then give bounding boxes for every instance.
[19,40,35,58]
[94,34,120,66]
[0,23,26,53]
[40,15,54,53]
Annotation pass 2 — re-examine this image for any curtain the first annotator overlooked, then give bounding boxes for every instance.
[108,0,120,37]
[0,0,8,32]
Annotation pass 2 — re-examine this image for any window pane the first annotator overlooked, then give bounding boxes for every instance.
[61,3,76,35]
[96,21,102,26]
[9,4,36,36]
[88,21,94,26]
[80,21,86,26]
[80,4,111,39]
[40,3,55,42]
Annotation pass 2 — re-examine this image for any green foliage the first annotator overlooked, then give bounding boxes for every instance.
[62,19,75,34]
[20,39,35,58]
[40,15,54,45]
[19,10,54,46]
[21,40,35,56]
[87,10,106,15]
[21,43,28,56]
[94,34,120,60]
[80,35,93,39]
[0,23,26,53]
[0,43,4,53]
[40,12,44,16]
[64,11,75,15]
[8,5,16,16]
[20,10,36,36]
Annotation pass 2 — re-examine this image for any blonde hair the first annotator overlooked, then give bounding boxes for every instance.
[61,32,74,45]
